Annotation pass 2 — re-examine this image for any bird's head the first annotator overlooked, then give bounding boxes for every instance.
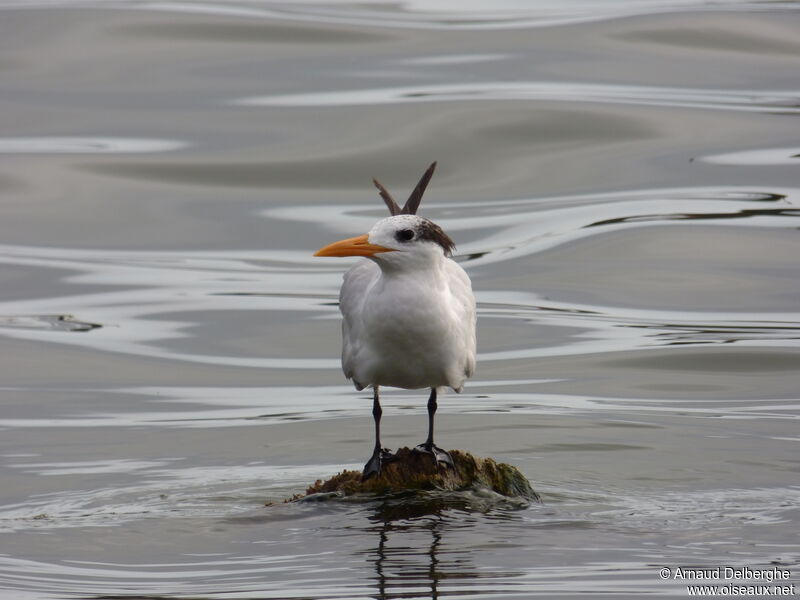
[314,161,455,262]
[313,214,455,260]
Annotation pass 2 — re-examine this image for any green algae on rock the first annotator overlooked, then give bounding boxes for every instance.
[286,448,540,503]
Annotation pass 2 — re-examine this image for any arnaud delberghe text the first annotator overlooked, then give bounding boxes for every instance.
[673,567,790,582]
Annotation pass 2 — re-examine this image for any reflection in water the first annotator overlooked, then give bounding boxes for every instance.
[370,515,452,600]
[2,482,796,598]
[0,487,533,598]
[366,495,526,600]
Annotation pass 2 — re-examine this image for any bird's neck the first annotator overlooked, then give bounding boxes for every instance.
[373,250,447,280]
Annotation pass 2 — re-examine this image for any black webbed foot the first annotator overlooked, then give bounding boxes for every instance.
[361,447,396,481]
[413,443,454,469]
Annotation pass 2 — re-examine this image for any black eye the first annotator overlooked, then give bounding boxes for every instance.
[396,229,415,242]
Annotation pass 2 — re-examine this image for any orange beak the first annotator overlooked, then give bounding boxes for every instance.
[313,233,395,257]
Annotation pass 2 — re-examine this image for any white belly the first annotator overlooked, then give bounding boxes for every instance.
[353,307,460,389]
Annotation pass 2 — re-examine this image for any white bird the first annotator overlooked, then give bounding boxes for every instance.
[314,162,476,480]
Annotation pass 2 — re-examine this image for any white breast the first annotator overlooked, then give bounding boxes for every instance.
[339,258,476,392]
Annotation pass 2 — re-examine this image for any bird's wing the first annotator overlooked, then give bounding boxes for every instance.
[445,259,477,385]
[339,259,380,389]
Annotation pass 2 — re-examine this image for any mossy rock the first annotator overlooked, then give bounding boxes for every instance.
[285,448,540,504]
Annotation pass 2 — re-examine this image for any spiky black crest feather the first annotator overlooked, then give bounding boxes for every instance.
[372,162,437,216]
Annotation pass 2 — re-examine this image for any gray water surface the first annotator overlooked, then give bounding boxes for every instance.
[1,1,799,598]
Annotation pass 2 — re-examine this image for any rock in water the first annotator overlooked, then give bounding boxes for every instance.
[288,448,540,503]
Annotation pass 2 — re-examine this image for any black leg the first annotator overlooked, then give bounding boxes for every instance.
[414,388,453,468]
[424,387,437,449]
[362,386,395,480]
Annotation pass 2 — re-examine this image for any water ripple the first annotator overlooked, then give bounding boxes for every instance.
[0,186,797,371]
[0,137,188,154]
[700,147,800,165]
[6,0,798,30]
[1,482,797,598]
[0,461,358,532]
[1,378,796,431]
[235,81,800,113]
[267,186,800,267]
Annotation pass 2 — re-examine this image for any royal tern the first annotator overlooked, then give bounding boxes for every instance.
[314,162,476,480]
